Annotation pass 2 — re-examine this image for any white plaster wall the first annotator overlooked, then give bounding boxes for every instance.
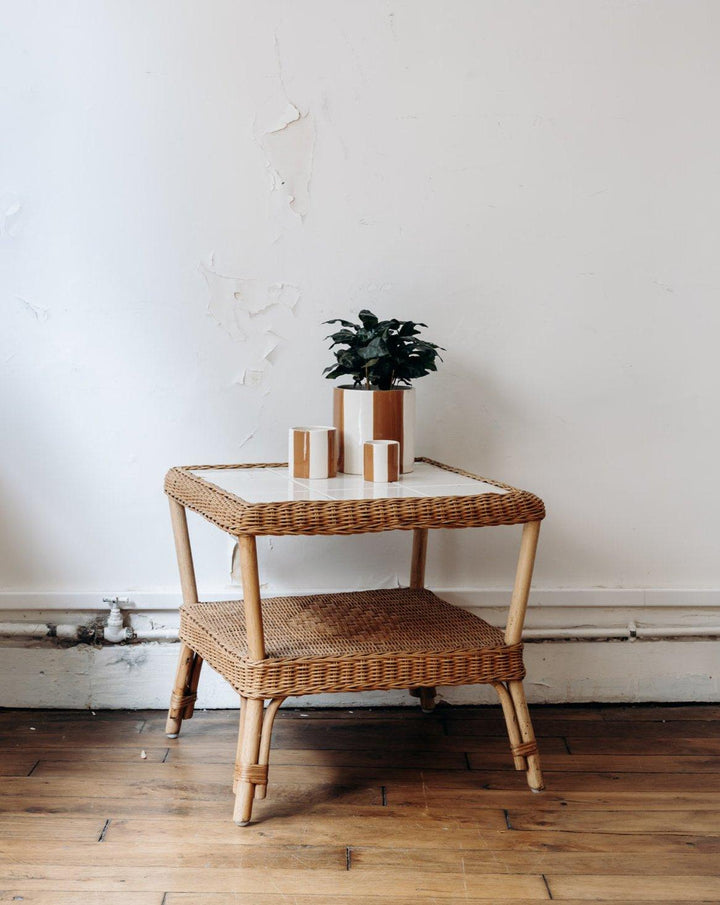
[2,1,719,608]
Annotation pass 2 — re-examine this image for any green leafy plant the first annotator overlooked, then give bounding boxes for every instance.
[323,309,443,391]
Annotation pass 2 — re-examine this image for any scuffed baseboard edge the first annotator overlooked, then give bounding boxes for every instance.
[1,638,718,708]
[1,588,718,707]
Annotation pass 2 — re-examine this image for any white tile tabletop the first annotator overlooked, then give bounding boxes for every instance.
[192,461,507,505]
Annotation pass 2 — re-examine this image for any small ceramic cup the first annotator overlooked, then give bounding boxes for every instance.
[289,426,338,480]
[363,439,400,483]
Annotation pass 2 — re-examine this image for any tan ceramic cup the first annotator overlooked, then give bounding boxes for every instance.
[289,426,338,480]
[363,440,400,483]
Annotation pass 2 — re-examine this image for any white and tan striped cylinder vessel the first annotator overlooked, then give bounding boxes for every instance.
[288,426,337,479]
[363,440,400,482]
[333,386,415,474]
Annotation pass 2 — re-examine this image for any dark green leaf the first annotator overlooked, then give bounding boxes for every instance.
[321,309,443,387]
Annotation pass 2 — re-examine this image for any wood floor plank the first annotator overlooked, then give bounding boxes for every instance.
[162,734,569,756]
[171,734,570,756]
[467,752,720,773]
[0,865,549,897]
[0,710,153,726]
[0,724,146,749]
[447,719,720,739]
[0,785,381,818]
[350,847,720,876]
[0,768,397,798]
[0,755,38,775]
[385,770,720,795]
[16,755,720,794]
[593,704,720,721]
[0,894,163,905]
[141,717,449,747]
[443,704,720,723]
[567,736,720,756]
[97,787,720,814]
[24,755,720,786]
[507,808,720,834]
[34,747,471,771]
[0,839,347,870]
[0,815,106,841]
[547,874,720,900]
[0,746,169,763]
[103,813,720,853]
[163,898,713,905]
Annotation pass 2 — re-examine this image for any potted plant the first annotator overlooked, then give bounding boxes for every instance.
[323,309,443,474]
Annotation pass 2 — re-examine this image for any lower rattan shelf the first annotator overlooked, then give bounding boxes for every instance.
[180,588,526,699]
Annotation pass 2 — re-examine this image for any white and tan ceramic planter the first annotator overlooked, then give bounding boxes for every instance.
[333,386,415,474]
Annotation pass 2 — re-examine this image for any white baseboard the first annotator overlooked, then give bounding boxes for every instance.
[0,639,718,708]
[0,588,718,707]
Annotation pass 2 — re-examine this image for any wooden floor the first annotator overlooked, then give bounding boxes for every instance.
[1,704,719,904]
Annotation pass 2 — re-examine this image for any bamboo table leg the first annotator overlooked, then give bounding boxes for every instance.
[165,499,203,737]
[166,644,203,737]
[233,697,265,825]
[232,535,268,825]
[408,528,437,712]
[255,697,286,800]
[493,681,527,772]
[409,528,428,590]
[501,520,544,791]
[509,679,544,790]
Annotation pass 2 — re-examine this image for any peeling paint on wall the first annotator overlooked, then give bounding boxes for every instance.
[200,261,300,387]
[254,34,315,224]
[16,296,49,321]
[234,280,300,319]
[256,108,315,220]
[0,194,22,239]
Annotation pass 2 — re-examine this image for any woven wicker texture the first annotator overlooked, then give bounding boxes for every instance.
[164,458,545,537]
[179,588,525,699]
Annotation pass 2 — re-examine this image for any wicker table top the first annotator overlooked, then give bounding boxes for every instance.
[165,458,545,536]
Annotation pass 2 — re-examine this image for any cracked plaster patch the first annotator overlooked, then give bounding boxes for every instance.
[251,33,316,223]
[201,261,300,386]
[257,108,315,221]
[17,296,49,321]
[0,194,22,239]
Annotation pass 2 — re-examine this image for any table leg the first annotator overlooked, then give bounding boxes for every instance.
[233,697,265,825]
[493,681,527,772]
[255,697,286,800]
[232,535,269,824]
[502,520,544,791]
[509,679,544,791]
[409,528,436,712]
[166,644,202,737]
[165,499,203,738]
[409,528,428,589]
[409,686,437,712]
[232,697,248,794]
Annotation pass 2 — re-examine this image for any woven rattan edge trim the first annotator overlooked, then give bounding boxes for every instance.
[164,459,545,536]
[180,636,527,700]
[415,457,516,493]
[188,642,524,670]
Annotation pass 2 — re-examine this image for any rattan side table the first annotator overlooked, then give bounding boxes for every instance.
[163,457,546,825]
